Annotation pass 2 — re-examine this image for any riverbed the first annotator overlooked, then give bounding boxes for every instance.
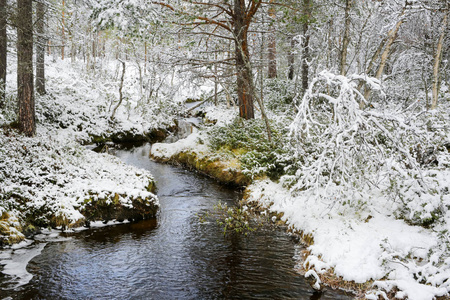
[0,144,354,299]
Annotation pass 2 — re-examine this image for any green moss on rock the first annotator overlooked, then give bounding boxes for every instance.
[153,150,251,187]
[81,193,158,226]
[0,212,25,247]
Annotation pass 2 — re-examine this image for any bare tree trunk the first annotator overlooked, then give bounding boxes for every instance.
[17,0,35,136]
[267,0,277,78]
[340,0,352,76]
[234,0,255,120]
[301,0,311,94]
[61,0,65,60]
[71,22,76,64]
[214,44,219,105]
[356,36,387,93]
[0,0,6,107]
[260,30,264,101]
[144,41,147,75]
[326,19,333,72]
[288,35,296,80]
[111,60,125,120]
[431,12,448,110]
[36,1,46,95]
[363,5,407,105]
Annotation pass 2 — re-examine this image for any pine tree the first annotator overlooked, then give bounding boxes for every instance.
[36,0,46,95]
[17,0,35,136]
[0,0,6,107]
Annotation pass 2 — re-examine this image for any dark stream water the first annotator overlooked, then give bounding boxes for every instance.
[1,144,354,299]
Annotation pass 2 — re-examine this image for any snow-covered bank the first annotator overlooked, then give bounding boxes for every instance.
[0,126,158,246]
[245,179,449,299]
[149,102,450,299]
[0,55,194,246]
[151,131,251,186]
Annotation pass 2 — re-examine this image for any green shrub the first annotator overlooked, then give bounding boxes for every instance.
[208,118,293,180]
[214,201,255,236]
[264,78,296,114]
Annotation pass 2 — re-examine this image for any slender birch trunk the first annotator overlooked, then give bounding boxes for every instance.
[0,0,6,107]
[431,12,448,110]
[301,0,311,95]
[362,5,407,106]
[36,1,46,95]
[340,0,352,76]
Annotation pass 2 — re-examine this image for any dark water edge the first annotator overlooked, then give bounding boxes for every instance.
[1,144,355,300]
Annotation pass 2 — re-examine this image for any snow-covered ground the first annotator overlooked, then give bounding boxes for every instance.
[150,101,450,299]
[246,179,450,300]
[0,57,172,246]
[1,51,449,299]
[0,57,171,286]
[0,126,158,228]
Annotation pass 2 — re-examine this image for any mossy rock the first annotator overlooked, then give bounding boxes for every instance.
[169,151,251,187]
[89,134,112,145]
[110,131,149,144]
[81,193,158,226]
[147,128,171,143]
[0,212,25,247]
[147,180,157,194]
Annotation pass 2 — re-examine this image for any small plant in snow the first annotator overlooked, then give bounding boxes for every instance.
[214,201,255,236]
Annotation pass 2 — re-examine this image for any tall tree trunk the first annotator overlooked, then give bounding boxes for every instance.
[111,60,125,120]
[301,0,311,94]
[326,19,333,71]
[17,0,35,136]
[36,1,46,95]
[0,0,6,107]
[61,0,65,60]
[431,12,448,110]
[267,0,277,78]
[363,5,407,105]
[340,0,352,76]
[288,35,296,80]
[234,0,254,120]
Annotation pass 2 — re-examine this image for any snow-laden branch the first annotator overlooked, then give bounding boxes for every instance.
[286,70,439,217]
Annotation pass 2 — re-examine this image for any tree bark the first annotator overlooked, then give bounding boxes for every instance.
[17,0,35,136]
[234,0,255,120]
[301,0,311,94]
[0,0,7,107]
[267,1,277,78]
[288,35,296,80]
[431,12,448,110]
[363,5,407,105]
[111,60,125,120]
[61,0,65,60]
[36,1,46,95]
[340,0,352,76]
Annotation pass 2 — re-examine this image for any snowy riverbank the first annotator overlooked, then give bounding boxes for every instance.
[150,119,450,299]
[0,58,171,246]
[0,126,158,246]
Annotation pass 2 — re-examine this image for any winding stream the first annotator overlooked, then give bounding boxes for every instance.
[1,144,354,299]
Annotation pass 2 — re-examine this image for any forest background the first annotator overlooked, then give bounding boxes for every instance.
[0,0,450,299]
